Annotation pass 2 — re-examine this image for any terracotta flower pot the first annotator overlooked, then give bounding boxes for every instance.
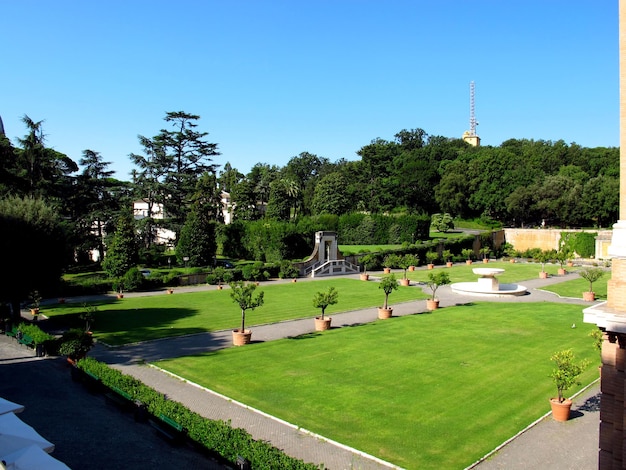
[583,291,596,301]
[408,266,415,272]
[567,261,574,267]
[383,268,391,274]
[539,271,548,279]
[167,289,174,294]
[558,268,567,276]
[426,299,439,311]
[446,262,453,268]
[399,278,410,286]
[550,398,572,421]
[291,278,297,283]
[482,258,489,264]
[360,273,370,281]
[509,258,516,263]
[427,264,434,270]
[466,260,472,265]
[116,294,124,299]
[232,329,252,346]
[30,308,39,316]
[314,317,332,331]
[378,307,393,319]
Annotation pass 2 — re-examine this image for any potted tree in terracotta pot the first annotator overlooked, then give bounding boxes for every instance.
[480,247,490,264]
[555,249,572,276]
[536,249,555,279]
[312,286,338,331]
[443,249,453,268]
[382,254,399,274]
[549,349,589,421]
[229,281,265,346]
[359,254,375,281]
[378,274,398,319]
[578,267,605,301]
[425,271,451,311]
[58,328,95,365]
[462,248,474,265]
[397,254,418,286]
[425,251,438,269]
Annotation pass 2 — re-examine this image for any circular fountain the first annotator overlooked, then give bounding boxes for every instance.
[451,268,527,297]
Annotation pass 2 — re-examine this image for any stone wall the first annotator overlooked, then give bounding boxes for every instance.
[504,229,612,259]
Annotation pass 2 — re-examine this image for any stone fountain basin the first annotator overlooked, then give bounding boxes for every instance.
[472,268,505,276]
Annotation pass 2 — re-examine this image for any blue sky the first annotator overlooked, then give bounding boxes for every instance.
[0,1,618,181]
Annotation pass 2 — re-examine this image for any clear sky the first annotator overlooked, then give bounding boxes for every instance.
[0,0,618,181]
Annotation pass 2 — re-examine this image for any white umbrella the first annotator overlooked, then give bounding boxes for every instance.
[0,413,54,459]
[0,398,24,416]
[3,444,70,470]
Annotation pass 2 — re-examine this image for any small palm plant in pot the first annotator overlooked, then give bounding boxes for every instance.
[229,281,265,346]
[312,286,339,331]
[578,267,605,301]
[378,274,398,319]
[549,349,590,421]
[425,271,451,310]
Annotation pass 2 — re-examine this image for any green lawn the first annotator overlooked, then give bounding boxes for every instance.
[541,274,610,300]
[157,302,598,470]
[44,278,429,345]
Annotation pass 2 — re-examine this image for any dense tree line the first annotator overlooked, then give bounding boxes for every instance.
[0,111,619,300]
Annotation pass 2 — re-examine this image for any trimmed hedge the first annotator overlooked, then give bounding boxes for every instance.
[76,357,320,469]
[560,231,597,259]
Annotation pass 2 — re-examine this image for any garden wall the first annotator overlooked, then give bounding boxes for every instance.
[504,229,612,258]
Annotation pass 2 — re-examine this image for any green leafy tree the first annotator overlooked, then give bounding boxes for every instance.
[379,274,398,309]
[311,172,351,215]
[550,349,590,403]
[426,271,451,300]
[229,281,265,333]
[131,111,220,236]
[176,209,216,267]
[102,214,139,278]
[431,213,454,232]
[0,196,69,319]
[312,286,339,320]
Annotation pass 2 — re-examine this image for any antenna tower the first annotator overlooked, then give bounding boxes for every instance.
[469,81,477,136]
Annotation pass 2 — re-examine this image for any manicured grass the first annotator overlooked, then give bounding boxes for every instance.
[44,278,428,345]
[157,302,598,470]
[541,274,610,300]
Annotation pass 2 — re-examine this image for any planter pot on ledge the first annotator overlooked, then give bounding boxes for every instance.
[232,329,252,346]
[314,317,332,331]
[550,398,572,421]
[378,307,393,319]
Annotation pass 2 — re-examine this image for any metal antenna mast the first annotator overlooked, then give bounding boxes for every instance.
[469,81,477,136]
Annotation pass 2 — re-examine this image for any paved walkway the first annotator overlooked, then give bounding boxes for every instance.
[16,268,603,469]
